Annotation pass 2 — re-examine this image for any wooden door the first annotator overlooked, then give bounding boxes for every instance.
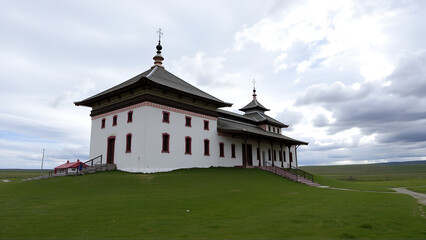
[107,137,116,164]
[242,144,253,166]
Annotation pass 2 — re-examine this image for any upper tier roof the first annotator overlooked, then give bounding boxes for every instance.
[75,66,232,108]
[239,99,269,113]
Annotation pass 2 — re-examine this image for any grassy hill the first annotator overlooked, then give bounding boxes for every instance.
[301,162,426,192]
[0,168,425,239]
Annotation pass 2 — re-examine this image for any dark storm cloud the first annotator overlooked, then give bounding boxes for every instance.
[387,50,426,98]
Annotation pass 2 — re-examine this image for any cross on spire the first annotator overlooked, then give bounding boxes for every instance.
[157,28,163,43]
[252,79,257,100]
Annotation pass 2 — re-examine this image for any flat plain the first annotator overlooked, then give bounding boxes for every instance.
[0,166,425,239]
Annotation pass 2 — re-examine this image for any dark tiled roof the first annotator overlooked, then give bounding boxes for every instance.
[244,112,288,128]
[75,67,232,107]
[217,118,308,145]
[218,109,288,128]
[239,99,269,112]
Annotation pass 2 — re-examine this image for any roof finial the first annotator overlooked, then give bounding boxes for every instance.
[252,79,257,100]
[152,28,165,69]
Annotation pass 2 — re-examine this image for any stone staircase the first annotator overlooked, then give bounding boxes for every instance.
[255,166,321,187]
[80,164,117,174]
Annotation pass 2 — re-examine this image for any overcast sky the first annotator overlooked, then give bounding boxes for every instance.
[1,0,426,169]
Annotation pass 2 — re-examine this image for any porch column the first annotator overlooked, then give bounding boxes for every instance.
[243,135,248,167]
[288,145,292,169]
[257,139,261,166]
[295,145,299,170]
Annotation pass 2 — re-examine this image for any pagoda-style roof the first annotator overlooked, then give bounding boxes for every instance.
[217,118,307,145]
[239,99,269,113]
[218,109,288,128]
[75,66,232,108]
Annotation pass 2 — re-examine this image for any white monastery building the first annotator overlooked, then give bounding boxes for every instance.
[75,37,308,173]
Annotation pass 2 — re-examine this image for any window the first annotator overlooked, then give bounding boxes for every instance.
[127,111,133,123]
[277,128,280,134]
[279,150,282,161]
[162,133,170,153]
[231,144,236,158]
[219,142,224,157]
[283,151,286,162]
[257,148,260,160]
[112,115,118,126]
[273,150,277,161]
[268,149,271,160]
[162,111,170,123]
[101,118,106,129]
[204,139,210,156]
[185,136,192,155]
[268,126,271,131]
[204,120,209,130]
[185,116,191,127]
[290,152,293,162]
[126,133,132,153]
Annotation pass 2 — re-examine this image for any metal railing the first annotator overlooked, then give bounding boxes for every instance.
[84,155,103,167]
[261,162,314,182]
[284,167,314,182]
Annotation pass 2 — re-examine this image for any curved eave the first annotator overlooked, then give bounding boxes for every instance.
[74,77,232,108]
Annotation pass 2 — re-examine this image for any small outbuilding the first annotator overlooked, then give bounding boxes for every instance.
[54,160,88,175]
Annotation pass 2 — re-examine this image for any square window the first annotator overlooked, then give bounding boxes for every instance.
[185,116,191,127]
[162,111,170,123]
[231,144,236,158]
[204,120,209,130]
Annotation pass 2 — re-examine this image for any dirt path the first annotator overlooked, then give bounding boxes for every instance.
[318,185,426,206]
[391,188,426,206]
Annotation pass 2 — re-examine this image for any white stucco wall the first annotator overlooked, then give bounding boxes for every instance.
[89,101,298,173]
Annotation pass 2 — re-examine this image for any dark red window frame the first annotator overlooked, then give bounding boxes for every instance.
[219,142,225,157]
[185,116,192,127]
[126,133,132,153]
[112,115,118,126]
[101,118,106,129]
[127,111,133,123]
[185,136,192,155]
[231,144,236,158]
[162,111,170,123]
[162,133,170,153]
[204,139,210,156]
[204,120,209,130]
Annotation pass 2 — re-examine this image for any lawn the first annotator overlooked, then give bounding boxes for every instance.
[0,169,50,182]
[301,163,426,192]
[0,168,425,239]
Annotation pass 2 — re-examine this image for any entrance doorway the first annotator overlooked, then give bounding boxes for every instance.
[107,136,116,164]
[242,144,253,166]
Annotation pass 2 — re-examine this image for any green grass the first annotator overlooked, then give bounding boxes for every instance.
[407,186,426,194]
[301,163,426,192]
[0,169,49,181]
[0,168,425,239]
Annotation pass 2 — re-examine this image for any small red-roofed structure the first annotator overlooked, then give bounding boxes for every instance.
[54,160,89,175]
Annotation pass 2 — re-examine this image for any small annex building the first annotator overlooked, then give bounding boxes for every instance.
[75,38,308,173]
[54,160,88,175]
